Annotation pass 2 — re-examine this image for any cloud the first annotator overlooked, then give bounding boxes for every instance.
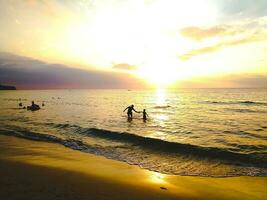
[180,16,267,41]
[0,52,146,89]
[179,19,267,60]
[180,26,228,41]
[112,63,137,71]
[180,36,266,60]
[231,74,267,87]
[177,74,267,88]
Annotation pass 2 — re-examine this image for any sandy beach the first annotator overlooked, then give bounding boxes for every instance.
[0,135,266,200]
[1,0,267,199]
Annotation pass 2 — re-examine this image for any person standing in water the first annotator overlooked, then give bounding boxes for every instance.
[142,109,149,122]
[27,101,40,111]
[123,104,138,120]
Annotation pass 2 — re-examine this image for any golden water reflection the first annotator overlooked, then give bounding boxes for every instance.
[154,88,169,124]
[156,88,166,106]
[149,172,166,184]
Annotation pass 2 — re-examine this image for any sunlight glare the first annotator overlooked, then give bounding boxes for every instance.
[149,172,166,184]
[156,88,166,105]
[61,0,218,84]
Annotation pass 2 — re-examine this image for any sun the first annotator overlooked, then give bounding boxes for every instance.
[61,0,217,67]
[136,62,179,87]
[59,0,220,88]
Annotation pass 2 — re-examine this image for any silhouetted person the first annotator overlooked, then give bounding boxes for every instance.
[42,102,45,107]
[123,104,138,120]
[142,109,149,122]
[27,101,40,111]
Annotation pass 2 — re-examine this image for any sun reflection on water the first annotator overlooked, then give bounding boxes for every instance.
[155,88,169,119]
[154,114,169,121]
[149,172,166,184]
[156,88,166,106]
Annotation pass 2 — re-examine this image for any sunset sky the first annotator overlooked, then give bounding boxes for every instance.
[0,0,267,88]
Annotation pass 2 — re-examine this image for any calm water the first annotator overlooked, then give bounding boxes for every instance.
[1,89,267,177]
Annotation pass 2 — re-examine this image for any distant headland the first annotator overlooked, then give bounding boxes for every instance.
[0,84,16,90]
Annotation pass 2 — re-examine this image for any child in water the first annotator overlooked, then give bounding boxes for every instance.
[142,109,149,121]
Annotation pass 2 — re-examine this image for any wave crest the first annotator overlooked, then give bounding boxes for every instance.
[1,126,266,169]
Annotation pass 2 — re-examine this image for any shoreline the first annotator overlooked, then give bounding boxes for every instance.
[0,134,267,200]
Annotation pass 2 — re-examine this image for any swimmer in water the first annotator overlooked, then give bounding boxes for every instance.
[123,104,138,120]
[142,109,149,122]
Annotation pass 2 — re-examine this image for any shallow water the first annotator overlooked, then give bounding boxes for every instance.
[1,88,267,177]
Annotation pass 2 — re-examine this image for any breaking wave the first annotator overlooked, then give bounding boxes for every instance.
[1,125,266,172]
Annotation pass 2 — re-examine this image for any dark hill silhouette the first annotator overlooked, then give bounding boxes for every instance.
[0,84,16,90]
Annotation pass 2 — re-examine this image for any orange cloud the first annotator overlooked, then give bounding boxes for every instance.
[180,26,229,41]
[176,74,267,88]
[180,29,267,60]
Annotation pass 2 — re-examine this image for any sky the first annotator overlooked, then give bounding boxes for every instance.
[0,0,267,88]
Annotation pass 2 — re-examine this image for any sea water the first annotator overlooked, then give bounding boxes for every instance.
[0,88,267,177]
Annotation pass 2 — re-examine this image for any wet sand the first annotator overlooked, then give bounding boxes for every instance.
[0,135,266,200]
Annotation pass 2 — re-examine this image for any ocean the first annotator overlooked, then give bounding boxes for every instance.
[0,88,267,177]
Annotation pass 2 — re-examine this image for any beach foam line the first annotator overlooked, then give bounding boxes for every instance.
[2,134,267,200]
[1,126,266,170]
